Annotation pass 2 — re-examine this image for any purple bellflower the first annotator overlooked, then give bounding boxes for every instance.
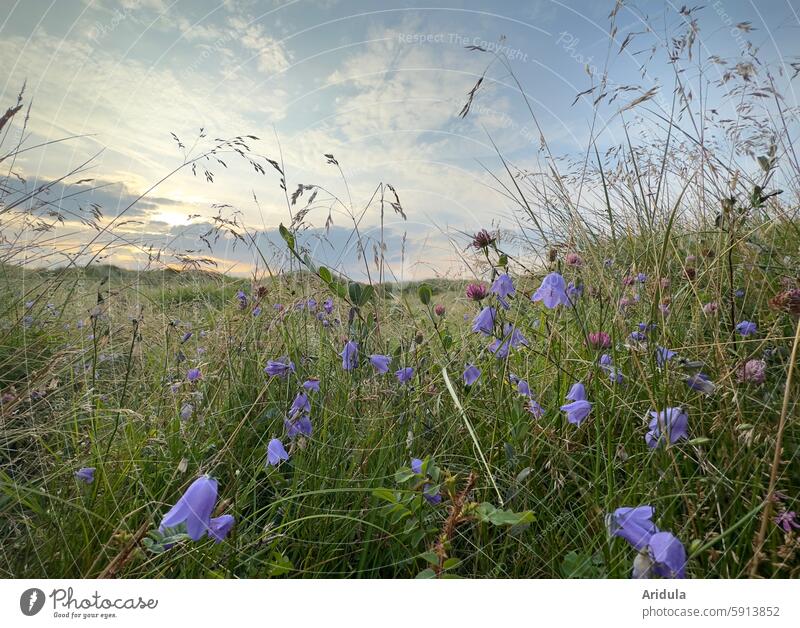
[491,273,516,299]
[735,320,757,336]
[369,354,392,374]
[561,382,592,425]
[463,364,481,386]
[159,475,231,542]
[411,458,442,505]
[265,358,295,378]
[395,367,414,383]
[531,272,571,309]
[267,438,290,466]
[340,340,359,370]
[75,467,95,484]
[472,306,497,335]
[645,407,689,448]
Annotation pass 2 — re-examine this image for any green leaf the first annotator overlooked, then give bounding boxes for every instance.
[416,568,437,579]
[372,488,397,503]
[686,437,711,445]
[442,558,461,571]
[268,550,294,576]
[278,223,295,250]
[420,551,439,565]
[329,280,349,301]
[498,253,508,267]
[560,551,605,578]
[474,502,534,527]
[348,282,374,306]
[318,266,332,284]
[418,284,432,305]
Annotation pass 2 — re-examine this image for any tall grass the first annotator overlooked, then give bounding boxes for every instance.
[0,5,798,578]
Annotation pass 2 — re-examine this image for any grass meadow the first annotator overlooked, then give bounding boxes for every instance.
[1,5,799,579]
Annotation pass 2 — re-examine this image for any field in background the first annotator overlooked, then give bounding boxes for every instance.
[1,4,799,578]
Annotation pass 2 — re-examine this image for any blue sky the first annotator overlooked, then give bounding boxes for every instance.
[2,0,798,278]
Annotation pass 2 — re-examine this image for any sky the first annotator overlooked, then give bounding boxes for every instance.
[2,0,799,280]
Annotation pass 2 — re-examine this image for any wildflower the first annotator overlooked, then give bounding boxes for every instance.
[656,347,676,368]
[517,379,531,397]
[471,306,496,335]
[636,273,647,283]
[604,258,614,267]
[565,252,583,266]
[599,354,624,384]
[252,305,262,317]
[323,298,335,314]
[285,415,313,438]
[208,515,235,543]
[434,304,446,316]
[645,532,687,579]
[489,323,528,358]
[395,367,414,384]
[264,358,295,378]
[610,506,688,578]
[735,320,757,336]
[608,506,658,551]
[471,229,495,250]
[410,458,442,505]
[187,368,202,383]
[735,289,744,298]
[463,364,481,386]
[531,272,570,309]
[491,273,515,299]
[736,359,766,385]
[289,392,311,417]
[660,277,671,289]
[236,290,248,309]
[307,298,317,311]
[180,403,194,420]
[465,283,488,301]
[684,372,715,394]
[75,467,95,484]
[769,288,800,317]
[567,282,583,300]
[645,407,689,448]
[565,381,585,401]
[181,332,193,343]
[629,331,647,343]
[774,511,800,533]
[561,382,591,426]
[159,476,220,541]
[274,303,284,311]
[702,302,718,315]
[267,438,290,466]
[369,354,392,374]
[526,397,544,418]
[340,340,359,370]
[303,378,320,392]
[684,267,696,281]
[588,331,611,349]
